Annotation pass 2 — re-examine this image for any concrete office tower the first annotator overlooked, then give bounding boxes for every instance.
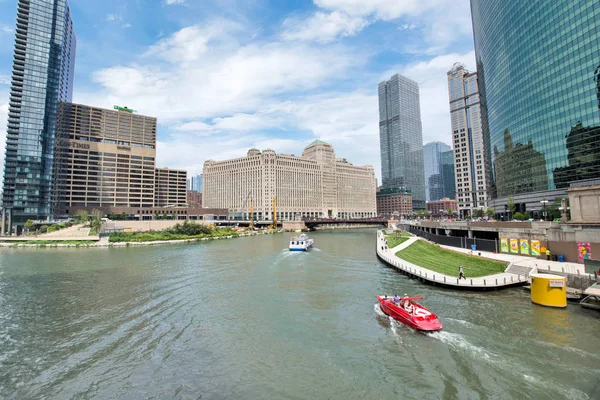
[2,0,77,224]
[378,74,426,209]
[53,103,157,216]
[155,168,187,207]
[203,141,376,221]
[423,141,451,201]
[447,63,488,218]
[471,0,600,217]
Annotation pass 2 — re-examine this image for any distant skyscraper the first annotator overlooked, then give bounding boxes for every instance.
[191,174,203,193]
[440,150,456,200]
[2,0,77,223]
[423,141,451,201]
[378,74,426,209]
[447,63,488,217]
[471,0,600,216]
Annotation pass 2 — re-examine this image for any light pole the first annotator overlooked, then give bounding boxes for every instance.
[540,200,549,221]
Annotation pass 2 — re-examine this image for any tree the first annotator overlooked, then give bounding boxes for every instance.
[447,208,454,217]
[39,225,48,234]
[90,218,102,232]
[523,211,531,220]
[91,208,102,221]
[109,212,118,221]
[120,212,127,221]
[24,219,35,234]
[513,212,524,221]
[473,209,485,218]
[507,196,516,218]
[547,197,564,220]
[75,210,89,224]
[486,208,495,219]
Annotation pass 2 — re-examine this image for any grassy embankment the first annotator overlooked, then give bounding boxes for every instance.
[385,231,413,248]
[109,223,239,243]
[396,240,507,278]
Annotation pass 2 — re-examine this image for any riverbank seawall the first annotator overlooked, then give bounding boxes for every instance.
[376,231,528,291]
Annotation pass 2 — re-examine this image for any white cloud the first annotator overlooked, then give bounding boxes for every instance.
[284,0,472,51]
[106,14,123,22]
[281,11,368,43]
[166,0,186,4]
[0,76,11,85]
[1,25,13,34]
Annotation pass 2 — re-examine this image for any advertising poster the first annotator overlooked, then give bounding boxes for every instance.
[510,239,519,254]
[520,239,530,255]
[578,242,592,262]
[531,240,541,256]
[500,238,508,253]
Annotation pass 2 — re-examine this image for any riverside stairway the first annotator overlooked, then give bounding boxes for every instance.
[376,232,529,290]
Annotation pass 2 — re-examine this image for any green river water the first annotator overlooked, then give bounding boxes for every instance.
[0,229,598,399]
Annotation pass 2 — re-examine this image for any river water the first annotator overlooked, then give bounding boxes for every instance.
[0,229,598,399]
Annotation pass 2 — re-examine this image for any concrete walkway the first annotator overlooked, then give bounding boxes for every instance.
[378,232,527,290]
[2,224,100,241]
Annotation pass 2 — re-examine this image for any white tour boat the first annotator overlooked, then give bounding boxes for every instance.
[289,233,314,251]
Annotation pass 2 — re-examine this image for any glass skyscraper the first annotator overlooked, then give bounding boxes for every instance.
[378,74,426,209]
[471,0,600,213]
[440,150,456,200]
[423,141,450,202]
[2,0,77,223]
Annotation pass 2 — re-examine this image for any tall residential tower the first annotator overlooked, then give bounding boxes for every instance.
[378,74,426,209]
[447,63,488,217]
[2,0,77,224]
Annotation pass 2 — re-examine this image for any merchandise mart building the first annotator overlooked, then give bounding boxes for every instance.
[203,141,377,221]
[2,0,77,224]
[471,0,600,217]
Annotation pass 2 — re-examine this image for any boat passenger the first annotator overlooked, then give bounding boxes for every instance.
[393,295,400,305]
[403,296,414,315]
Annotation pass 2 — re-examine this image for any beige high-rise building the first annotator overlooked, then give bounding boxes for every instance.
[53,102,157,216]
[447,63,489,218]
[203,141,377,220]
[154,167,187,207]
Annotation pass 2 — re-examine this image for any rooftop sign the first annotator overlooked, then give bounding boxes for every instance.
[114,105,136,113]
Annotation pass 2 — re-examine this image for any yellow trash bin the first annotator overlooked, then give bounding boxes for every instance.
[530,273,567,308]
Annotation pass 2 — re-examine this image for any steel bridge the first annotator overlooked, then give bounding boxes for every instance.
[301,217,389,229]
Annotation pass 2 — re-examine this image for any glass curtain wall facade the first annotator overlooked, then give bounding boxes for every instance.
[378,74,426,209]
[423,141,450,201]
[471,0,600,204]
[2,0,76,223]
[440,150,456,200]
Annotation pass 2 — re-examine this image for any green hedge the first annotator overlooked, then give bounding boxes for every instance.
[109,225,238,243]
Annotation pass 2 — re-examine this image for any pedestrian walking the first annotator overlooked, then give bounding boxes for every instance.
[459,265,466,280]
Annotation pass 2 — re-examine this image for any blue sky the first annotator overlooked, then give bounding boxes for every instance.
[0,0,476,181]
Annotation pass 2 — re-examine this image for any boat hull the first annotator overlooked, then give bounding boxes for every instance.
[377,296,443,331]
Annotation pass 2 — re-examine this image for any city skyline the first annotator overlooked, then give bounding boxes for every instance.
[0,0,477,183]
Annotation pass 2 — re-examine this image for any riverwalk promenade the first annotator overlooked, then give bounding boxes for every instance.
[376,232,528,290]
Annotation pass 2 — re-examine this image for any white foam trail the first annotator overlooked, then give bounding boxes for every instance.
[429,331,494,361]
[445,318,476,328]
[373,303,387,318]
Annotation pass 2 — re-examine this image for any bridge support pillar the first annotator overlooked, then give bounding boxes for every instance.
[468,230,473,239]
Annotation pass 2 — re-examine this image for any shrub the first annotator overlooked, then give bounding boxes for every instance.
[48,225,58,233]
[39,225,48,234]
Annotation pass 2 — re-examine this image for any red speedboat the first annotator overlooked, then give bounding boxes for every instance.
[377,295,443,332]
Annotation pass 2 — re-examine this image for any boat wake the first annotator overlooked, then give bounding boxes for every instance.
[373,303,405,343]
[428,331,495,361]
[444,318,476,329]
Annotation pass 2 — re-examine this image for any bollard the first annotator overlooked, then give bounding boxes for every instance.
[511,276,513,282]
[562,267,564,273]
[496,279,498,285]
[444,276,446,283]
[471,279,473,286]
[457,278,459,284]
[484,279,486,286]
[504,277,506,284]
[433,275,435,281]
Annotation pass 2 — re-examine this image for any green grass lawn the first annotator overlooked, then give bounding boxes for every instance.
[396,240,507,277]
[385,231,413,248]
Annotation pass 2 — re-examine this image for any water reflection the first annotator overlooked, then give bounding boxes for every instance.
[529,305,573,347]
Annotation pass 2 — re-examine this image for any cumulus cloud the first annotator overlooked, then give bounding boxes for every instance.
[166,0,186,4]
[281,11,368,43]
[283,0,472,51]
